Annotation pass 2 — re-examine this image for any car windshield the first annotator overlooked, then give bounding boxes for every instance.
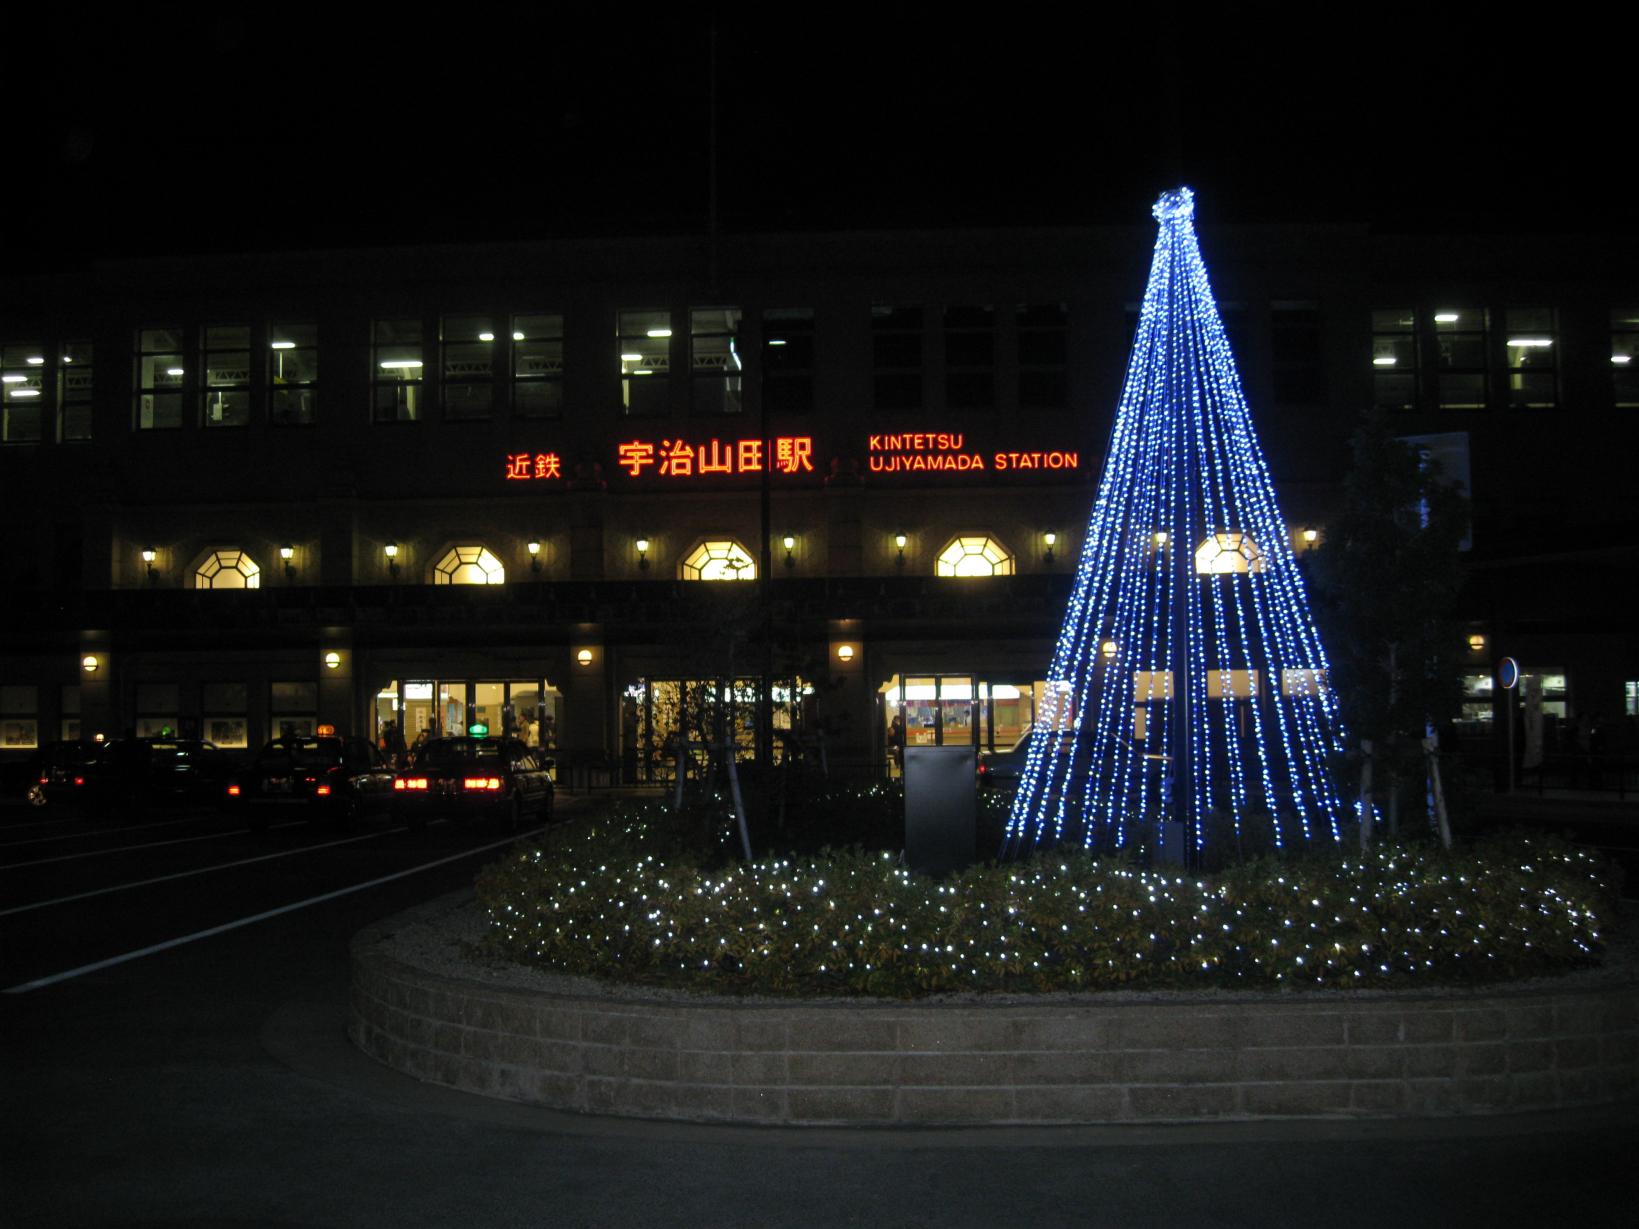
[258,738,343,769]
[414,739,505,768]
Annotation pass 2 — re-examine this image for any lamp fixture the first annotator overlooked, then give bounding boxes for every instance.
[142,547,157,582]
[81,654,99,673]
[1153,531,1168,547]
[384,542,399,578]
[1100,639,1118,660]
[894,533,906,566]
[527,540,541,573]
[1302,527,1319,548]
[635,537,650,570]
[323,651,342,670]
[782,535,795,568]
[1468,633,1487,653]
[836,644,855,662]
[576,648,594,666]
[280,544,295,580]
[1044,531,1057,564]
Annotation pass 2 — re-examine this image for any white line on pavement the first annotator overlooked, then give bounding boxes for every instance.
[0,827,404,918]
[1,821,308,869]
[0,813,226,848]
[3,827,544,994]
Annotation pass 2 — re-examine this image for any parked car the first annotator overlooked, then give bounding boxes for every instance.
[976,729,1081,790]
[227,735,397,829]
[22,740,101,808]
[82,738,235,811]
[392,737,554,829]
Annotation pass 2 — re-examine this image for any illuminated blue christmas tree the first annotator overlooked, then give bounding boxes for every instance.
[1004,188,1347,857]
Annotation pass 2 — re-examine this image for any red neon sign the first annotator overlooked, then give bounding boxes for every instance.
[619,435,813,479]
[866,432,1078,473]
[505,452,564,481]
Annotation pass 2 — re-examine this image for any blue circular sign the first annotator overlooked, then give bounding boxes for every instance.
[1497,657,1520,690]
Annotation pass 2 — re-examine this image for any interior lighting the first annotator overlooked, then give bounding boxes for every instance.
[8,388,39,397]
[166,367,185,376]
[645,328,672,338]
[1434,312,1460,323]
[1506,337,1553,348]
[25,356,43,365]
[1614,355,1633,365]
[270,340,296,350]
[324,652,341,670]
[635,537,650,570]
[81,654,99,673]
[478,332,495,342]
[768,338,787,346]
[512,331,525,341]
[378,359,423,369]
[1004,187,1347,861]
[1372,356,1397,366]
[2,374,25,383]
[620,353,644,362]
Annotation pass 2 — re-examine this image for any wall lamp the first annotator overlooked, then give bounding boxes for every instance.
[782,534,796,569]
[1100,639,1118,660]
[280,544,295,580]
[894,533,907,566]
[1468,633,1487,653]
[1153,531,1169,548]
[635,537,650,571]
[1043,531,1057,565]
[81,654,100,674]
[141,547,157,581]
[323,651,342,671]
[384,542,399,578]
[836,643,856,662]
[527,540,541,573]
[1302,527,1320,549]
[576,648,594,666]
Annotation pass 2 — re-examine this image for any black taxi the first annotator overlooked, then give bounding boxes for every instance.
[392,737,554,829]
[227,735,396,828]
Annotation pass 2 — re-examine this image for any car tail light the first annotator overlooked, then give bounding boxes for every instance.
[315,785,331,797]
[395,777,429,791]
[227,784,241,796]
[463,777,503,791]
[38,774,49,784]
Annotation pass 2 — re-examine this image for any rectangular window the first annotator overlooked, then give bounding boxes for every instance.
[1458,672,1494,732]
[1503,308,1556,409]
[1206,669,1260,699]
[943,305,995,409]
[1,341,46,443]
[0,685,39,750]
[1281,668,1328,696]
[136,328,186,429]
[1610,309,1639,407]
[60,683,80,741]
[1016,303,1068,409]
[1435,308,1488,409]
[511,313,563,418]
[761,307,814,413]
[270,680,317,739]
[872,304,923,411]
[690,307,743,415]
[1271,301,1325,405]
[1371,308,1417,409]
[441,314,494,420]
[203,325,251,427]
[1625,681,1638,718]
[270,323,317,425]
[135,683,179,738]
[372,319,424,422]
[59,340,92,440]
[618,309,671,416]
[202,682,248,749]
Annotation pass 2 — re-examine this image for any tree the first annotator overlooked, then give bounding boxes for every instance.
[1308,414,1470,846]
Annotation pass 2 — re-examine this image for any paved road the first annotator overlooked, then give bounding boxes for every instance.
[2,797,1636,1227]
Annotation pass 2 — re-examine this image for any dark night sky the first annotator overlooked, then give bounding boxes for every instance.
[6,7,1628,273]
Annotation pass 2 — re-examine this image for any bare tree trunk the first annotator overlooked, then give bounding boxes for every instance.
[1358,738,1375,852]
[1424,732,1453,850]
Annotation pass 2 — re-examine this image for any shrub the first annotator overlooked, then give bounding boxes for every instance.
[475,800,1619,998]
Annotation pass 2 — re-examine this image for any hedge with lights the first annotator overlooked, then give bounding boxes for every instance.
[475,800,1618,997]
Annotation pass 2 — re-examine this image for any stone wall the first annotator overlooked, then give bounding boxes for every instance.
[350,916,1639,1126]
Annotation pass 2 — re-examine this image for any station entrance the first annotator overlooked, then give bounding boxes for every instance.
[372,678,563,752]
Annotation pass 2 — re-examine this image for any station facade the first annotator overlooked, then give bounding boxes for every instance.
[1,222,1635,779]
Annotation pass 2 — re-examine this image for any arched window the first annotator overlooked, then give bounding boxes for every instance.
[434,545,505,585]
[1194,531,1266,574]
[936,535,1015,577]
[680,539,756,580]
[195,550,261,589]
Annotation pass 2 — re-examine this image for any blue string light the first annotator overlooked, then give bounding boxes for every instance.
[1005,188,1347,858]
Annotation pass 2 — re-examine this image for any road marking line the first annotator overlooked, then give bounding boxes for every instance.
[0,821,308,869]
[0,828,402,917]
[3,827,544,994]
[0,813,226,848]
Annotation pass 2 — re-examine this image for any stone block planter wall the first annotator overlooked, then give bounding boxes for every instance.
[349,910,1639,1126]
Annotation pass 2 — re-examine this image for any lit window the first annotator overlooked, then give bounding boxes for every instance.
[1370,308,1417,410]
[442,314,494,421]
[1503,308,1556,409]
[59,340,93,442]
[1435,308,1488,409]
[512,313,563,418]
[1281,668,1328,696]
[2,341,46,443]
[373,319,423,422]
[1194,532,1266,574]
[195,550,261,589]
[619,310,671,417]
[270,324,317,425]
[936,535,1015,577]
[680,539,756,581]
[0,685,39,750]
[135,327,186,430]
[691,307,743,414]
[1207,669,1260,699]
[433,546,506,585]
[1610,309,1639,408]
[203,325,251,427]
